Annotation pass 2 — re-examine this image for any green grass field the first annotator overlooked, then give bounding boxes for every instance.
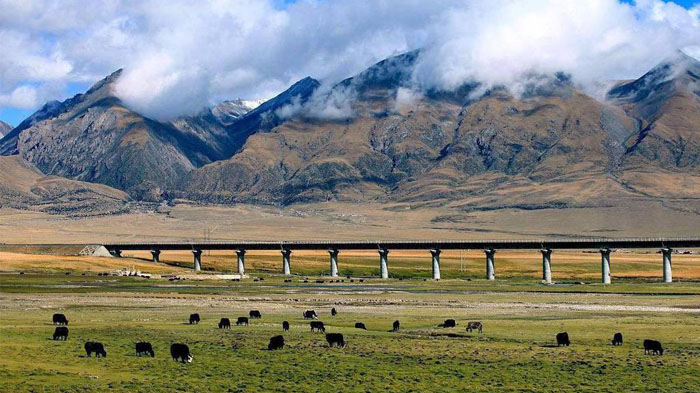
[2,273,700,392]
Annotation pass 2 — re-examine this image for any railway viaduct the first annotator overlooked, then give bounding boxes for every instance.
[103,238,700,284]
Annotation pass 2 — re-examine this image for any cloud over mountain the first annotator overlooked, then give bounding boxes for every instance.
[1,0,700,120]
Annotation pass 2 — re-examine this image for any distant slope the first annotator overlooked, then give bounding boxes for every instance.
[0,155,129,216]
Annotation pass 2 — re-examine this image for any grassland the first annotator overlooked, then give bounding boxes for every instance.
[2,249,700,392]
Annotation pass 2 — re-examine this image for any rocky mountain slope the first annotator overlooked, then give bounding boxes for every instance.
[1,50,699,215]
[0,70,233,200]
[184,51,700,211]
[0,70,318,201]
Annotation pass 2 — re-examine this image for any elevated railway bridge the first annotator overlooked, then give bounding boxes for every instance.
[102,238,700,284]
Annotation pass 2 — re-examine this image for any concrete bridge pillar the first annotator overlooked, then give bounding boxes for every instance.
[662,248,673,283]
[485,249,496,280]
[378,248,389,279]
[328,249,339,277]
[236,249,246,275]
[600,248,611,284]
[192,249,202,271]
[281,249,292,276]
[541,249,552,284]
[430,249,441,280]
[151,249,161,263]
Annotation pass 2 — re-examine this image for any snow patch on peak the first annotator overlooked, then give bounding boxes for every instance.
[212,98,266,125]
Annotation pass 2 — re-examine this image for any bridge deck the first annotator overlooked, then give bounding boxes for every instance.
[103,238,700,251]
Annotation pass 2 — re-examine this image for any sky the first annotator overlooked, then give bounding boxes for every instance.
[1,0,700,126]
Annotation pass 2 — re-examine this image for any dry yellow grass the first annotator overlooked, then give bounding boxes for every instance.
[0,251,186,274]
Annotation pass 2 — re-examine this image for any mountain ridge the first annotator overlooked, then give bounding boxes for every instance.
[1,51,699,216]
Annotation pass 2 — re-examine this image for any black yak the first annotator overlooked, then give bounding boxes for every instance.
[85,342,107,357]
[644,339,663,355]
[612,332,623,346]
[326,333,346,348]
[52,313,68,325]
[135,342,155,357]
[170,343,193,363]
[310,321,325,332]
[268,335,285,350]
[556,332,570,347]
[219,318,231,329]
[53,326,68,341]
[440,319,456,328]
[189,313,200,324]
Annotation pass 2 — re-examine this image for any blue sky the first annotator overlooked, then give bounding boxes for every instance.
[1,0,700,127]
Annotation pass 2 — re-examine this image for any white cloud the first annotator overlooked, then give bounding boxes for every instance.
[1,0,700,121]
[393,87,423,112]
[275,82,357,121]
[412,0,700,98]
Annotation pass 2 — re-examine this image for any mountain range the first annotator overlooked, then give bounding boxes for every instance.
[0,50,699,216]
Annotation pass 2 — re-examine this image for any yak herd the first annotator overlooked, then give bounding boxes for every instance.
[49,308,665,364]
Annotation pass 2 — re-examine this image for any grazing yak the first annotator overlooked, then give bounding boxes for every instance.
[303,310,318,319]
[282,321,290,331]
[392,320,400,332]
[189,313,200,324]
[466,322,483,333]
[249,310,262,319]
[85,342,107,358]
[236,317,249,326]
[326,333,346,348]
[556,332,570,347]
[53,326,69,341]
[170,343,193,363]
[355,322,367,330]
[644,339,663,355]
[440,319,456,328]
[218,318,231,329]
[612,332,623,346]
[52,313,69,325]
[135,342,155,357]
[268,335,285,350]
[310,321,326,332]
[331,308,337,316]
